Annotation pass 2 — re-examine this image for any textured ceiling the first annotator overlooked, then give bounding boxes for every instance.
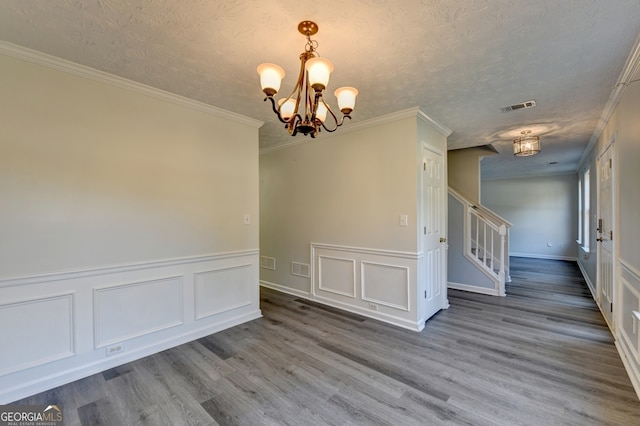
[0,0,639,179]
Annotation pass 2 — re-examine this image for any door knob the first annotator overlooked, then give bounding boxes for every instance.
[440,237,447,243]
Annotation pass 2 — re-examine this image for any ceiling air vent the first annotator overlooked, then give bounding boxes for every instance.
[500,100,536,113]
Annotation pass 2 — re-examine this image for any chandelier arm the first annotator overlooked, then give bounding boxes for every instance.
[281,56,307,109]
[275,53,310,128]
[288,113,304,136]
[264,96,290,124]
[317,97,343,133]
[320,115,352,133]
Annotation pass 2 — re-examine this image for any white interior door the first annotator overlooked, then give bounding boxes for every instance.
[423,146,447,321]
[597,144,614,329]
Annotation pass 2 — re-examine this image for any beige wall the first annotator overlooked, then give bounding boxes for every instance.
[482,173,578,259]
[448,145,497,204]
[616,79,640,269]
[260,117,419,293]
[0,53,259,278]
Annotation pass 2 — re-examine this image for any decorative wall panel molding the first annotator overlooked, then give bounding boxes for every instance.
[617,259,640,400]
[361,261,410,311]
[194,264,253,320]
[94,276,184,348]
[0,294,74,376]
[318,256,356,298]
[310,243,422,331]
[619,260,640,363]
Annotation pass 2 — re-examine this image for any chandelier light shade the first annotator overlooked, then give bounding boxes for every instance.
[513,130,541,156]
[257,63,285,96]
[257,20,358,137]
[335,87,358,114]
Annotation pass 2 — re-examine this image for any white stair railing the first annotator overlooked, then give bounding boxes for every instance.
[449,187,511,296]
[467,207,507,295]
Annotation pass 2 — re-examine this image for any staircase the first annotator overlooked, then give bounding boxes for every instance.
[448,188,512,296]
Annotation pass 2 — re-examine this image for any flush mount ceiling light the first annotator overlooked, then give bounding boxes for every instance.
[513,130,541,157]
[257,21,358,138]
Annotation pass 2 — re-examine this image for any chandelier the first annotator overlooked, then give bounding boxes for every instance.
[257,21,358,138]
[513,130,541,156]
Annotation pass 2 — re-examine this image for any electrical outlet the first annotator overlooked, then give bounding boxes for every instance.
[368,303,378,311]
[106,343,124,356]
[400,214,408,227]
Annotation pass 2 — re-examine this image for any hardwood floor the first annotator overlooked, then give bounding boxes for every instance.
[13,257,640,425]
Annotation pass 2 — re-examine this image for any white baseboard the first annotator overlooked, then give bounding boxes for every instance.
[261,280,424,332]
[260,280,311,299]
[312,294,425,332]
[577,259,596,299]
[448,281,501,296]
[1,310,261,404]
[510,252,578,261]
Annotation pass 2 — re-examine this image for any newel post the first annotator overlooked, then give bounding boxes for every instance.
[498,224,507,296]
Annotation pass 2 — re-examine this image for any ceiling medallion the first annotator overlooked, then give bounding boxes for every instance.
[257,21,358,138]
[513,130,541,157]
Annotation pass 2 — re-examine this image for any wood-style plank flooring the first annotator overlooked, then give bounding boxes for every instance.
[13,257,640,425]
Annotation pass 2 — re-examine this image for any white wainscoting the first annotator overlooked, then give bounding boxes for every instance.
[0,294,75,376]
[194,264,253,320]
[0,250,261,404]
[617,259,640,399]
[310,243,423,331]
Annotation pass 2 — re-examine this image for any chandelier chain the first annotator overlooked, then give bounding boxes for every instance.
[305,36,319,54]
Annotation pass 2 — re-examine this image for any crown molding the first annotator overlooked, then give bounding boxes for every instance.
[259,107,451,155]
[416,108,453,137]
[0,41,263,129]
[577,32,640,169]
